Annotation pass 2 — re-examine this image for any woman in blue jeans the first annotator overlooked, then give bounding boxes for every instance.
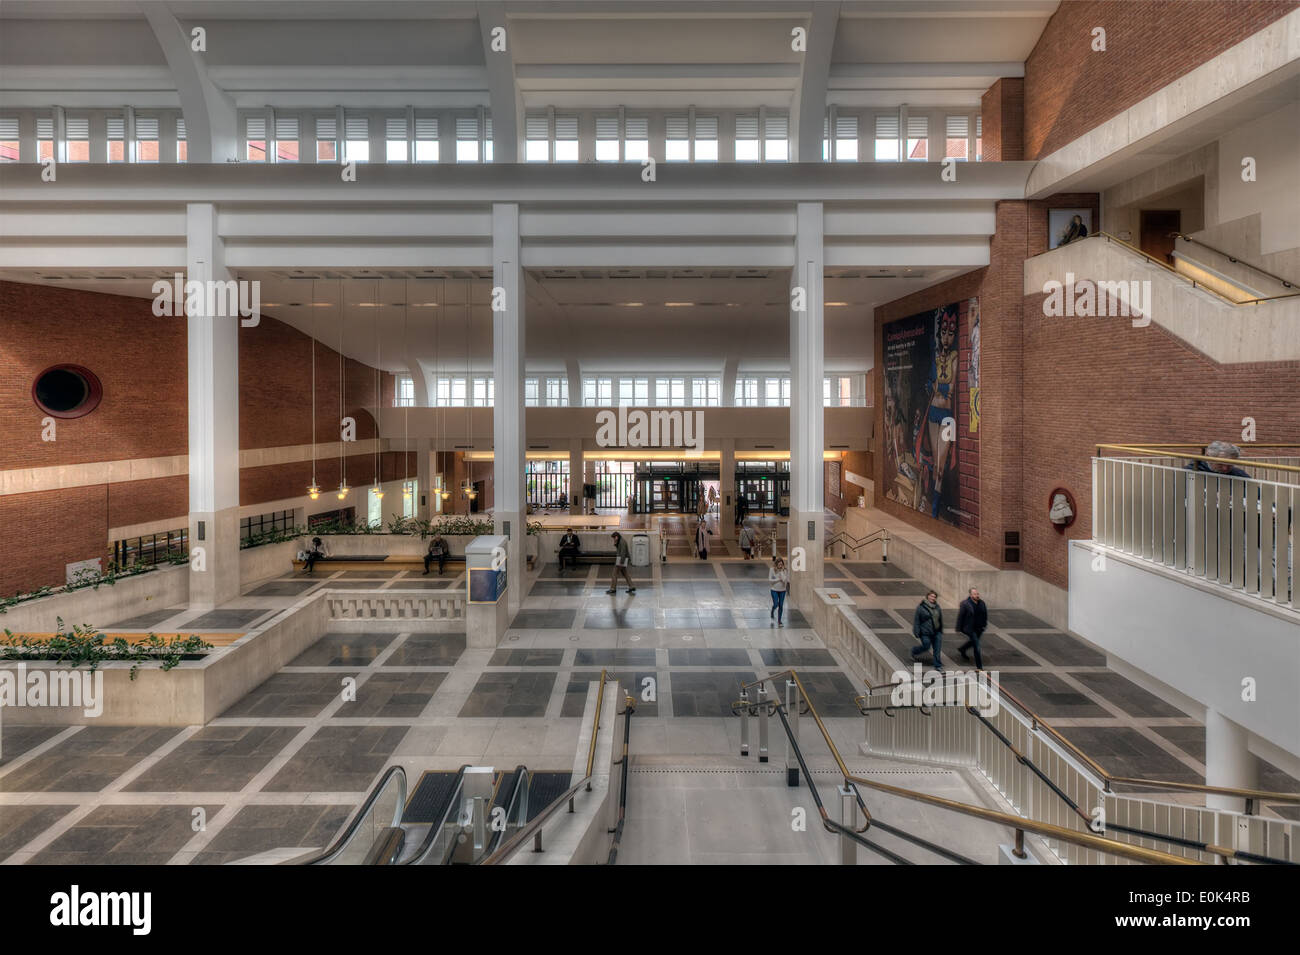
[769,556,790,626]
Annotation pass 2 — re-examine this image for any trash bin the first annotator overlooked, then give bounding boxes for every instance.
[631,533,651,567]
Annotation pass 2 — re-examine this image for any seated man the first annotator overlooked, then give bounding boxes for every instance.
[303,536,328,575]
[558,528,581,573]
[424,535,449,576]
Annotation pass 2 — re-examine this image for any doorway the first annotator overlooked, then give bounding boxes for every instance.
[1139,210,1181,265]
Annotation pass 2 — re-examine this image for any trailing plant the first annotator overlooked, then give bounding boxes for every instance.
[0,559,171,614]
[527,521,544,536]
[0,618,213,680]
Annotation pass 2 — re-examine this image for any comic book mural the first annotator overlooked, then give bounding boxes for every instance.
[881,298,980,531]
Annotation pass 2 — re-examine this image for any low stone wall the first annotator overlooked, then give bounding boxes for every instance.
[240,540,301,587]
[0,563,190,634]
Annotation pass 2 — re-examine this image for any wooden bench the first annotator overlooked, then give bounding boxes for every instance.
[556,549,618,566]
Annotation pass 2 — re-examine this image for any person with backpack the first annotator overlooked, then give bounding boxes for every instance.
[606,531,636,595]
[911,589,944,671]
[303,536,328,575]
[768,556,790,626]
[956,587,988,669]
[738,522,756,560]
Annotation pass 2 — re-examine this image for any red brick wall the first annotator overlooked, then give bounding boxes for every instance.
[0,486,108,596]
[1020,293,1300,589]
[0,281,410,593]
[0,281,187,470]
[1024,1,1297,160]
[980,78,1024,162]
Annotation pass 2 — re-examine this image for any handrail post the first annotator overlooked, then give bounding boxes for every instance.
[739,688,750,756]
[785,679,800,787]
[839,786,857,865]
[757,682,770,763]
[1013,828,1027,860]
[881,532,888,563]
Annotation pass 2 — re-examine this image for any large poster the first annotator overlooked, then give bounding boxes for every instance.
[881,299,980,530]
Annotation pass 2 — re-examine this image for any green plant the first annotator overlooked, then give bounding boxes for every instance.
[527,521,544,536]
[0,559,170,614]
[0,617,213,680]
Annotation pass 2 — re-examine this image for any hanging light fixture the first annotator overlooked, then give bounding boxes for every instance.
[337,279,349,501]
[372,280,384,504]
[308,280,321,504]
[402,281,413,505]
[462,277,477,501]
[437,278,451,503]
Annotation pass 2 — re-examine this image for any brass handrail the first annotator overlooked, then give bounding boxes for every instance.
[482,669,611,865]
[1095,443,1300,475]
[1171,232,1297,289]
[857,678,1300,806]
[745,669,1201,864]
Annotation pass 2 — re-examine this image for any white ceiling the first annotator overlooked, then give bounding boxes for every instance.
[0,1,1058,110]
[0,265,971,374]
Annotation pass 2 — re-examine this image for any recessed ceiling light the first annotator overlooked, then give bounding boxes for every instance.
[825,302,850,307]
[618,302,645,307]
[663,302,694,307]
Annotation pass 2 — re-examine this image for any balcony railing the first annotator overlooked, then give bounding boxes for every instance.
[1093,445,1297,609]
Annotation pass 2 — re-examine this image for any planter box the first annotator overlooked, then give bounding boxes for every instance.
[0,564,189,634]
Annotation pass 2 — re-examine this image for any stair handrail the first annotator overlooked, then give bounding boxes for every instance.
[1171,232,1297,290]
[737,669,1200,865]
[1095,442,1300,475]
[824,529,891,556]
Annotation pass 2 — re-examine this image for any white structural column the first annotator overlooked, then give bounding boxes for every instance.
[569,437,585,515]
[789,202,825,606]
[493,203,527,616]
[1205,709,1260,813]
[186,204,241,609]
[793,2,839,162]
[719,438,736,541]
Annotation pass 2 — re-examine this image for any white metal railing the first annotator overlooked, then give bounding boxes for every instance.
[1092,457,1296,608]
[326,590,465,621]
[855,681,1300,865]
[830,604,1300,864]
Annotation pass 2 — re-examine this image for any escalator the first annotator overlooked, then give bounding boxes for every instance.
[305,764,571,865]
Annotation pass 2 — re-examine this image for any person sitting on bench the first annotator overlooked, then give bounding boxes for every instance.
[303,536,328,575]
[558,528,581,573]
[424,535,449,575]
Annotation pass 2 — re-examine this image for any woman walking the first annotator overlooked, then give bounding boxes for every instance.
[769,556,790,626]
[696,516,710,559]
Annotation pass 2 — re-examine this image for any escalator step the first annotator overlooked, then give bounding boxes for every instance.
[525,772,573,822]
[403,771,462,825]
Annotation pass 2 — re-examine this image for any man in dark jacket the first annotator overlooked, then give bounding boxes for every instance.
[955,587,988,669]
[911,590,944,671]
[558,528,580,573]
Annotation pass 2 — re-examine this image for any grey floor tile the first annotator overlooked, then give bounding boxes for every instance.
[759,649,838,668]
[0,725,66,767]
[995,672,1111,719]
[384,633,466,666]
[337,672,447,718]
[191,804,353,865]
[670,671,756,717]
[289,632,399,667]
[0,804,76,858]
[582,608,655,630]
[488,649,565,667]
[1071,671,1187,718]
[574,649,657,668]
[185,609,272,629]
[263,725,410,792]
[458,672,556,718]
[220,671,357,719]
[30,803,223,865]
[862,579,930,597]
[841,563,909,579]
[245,580,319,597]
[107,609,181,629]
[1054,726,1200,783]
[1014,631,1106,667]
[668,649,752,667]
[510,609,578,629]
[856,608,905,630]
[992,609,1053,629]
[0,726,182,792]
[126,725,303,792]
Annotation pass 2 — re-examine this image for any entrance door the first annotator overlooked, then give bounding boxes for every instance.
[1140,210,1180,265]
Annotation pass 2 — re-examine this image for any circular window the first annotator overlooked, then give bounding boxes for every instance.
[32,364,102,419]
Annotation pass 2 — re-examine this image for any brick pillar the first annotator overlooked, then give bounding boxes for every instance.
[979,78,1024,162]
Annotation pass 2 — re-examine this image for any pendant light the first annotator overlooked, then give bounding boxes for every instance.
[463,277,477,502]
[373,283,384,505]
[403,282,412,505]
[307,280,320,500]
[436,279,450,504]
[336,280,349,501]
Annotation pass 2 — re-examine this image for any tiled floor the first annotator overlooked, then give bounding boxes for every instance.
[2,553,1296,866]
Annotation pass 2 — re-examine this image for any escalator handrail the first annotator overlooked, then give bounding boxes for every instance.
[301,765,407,865]
[481,670,611,865]
[403,764,472,865]
[484,765,530,857]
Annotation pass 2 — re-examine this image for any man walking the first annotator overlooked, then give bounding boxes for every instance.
[606,531,636,595]
[956,587,988,669]
[911,589,944,671]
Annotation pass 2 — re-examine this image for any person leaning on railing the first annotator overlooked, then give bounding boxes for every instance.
[1184,440,1250,477]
